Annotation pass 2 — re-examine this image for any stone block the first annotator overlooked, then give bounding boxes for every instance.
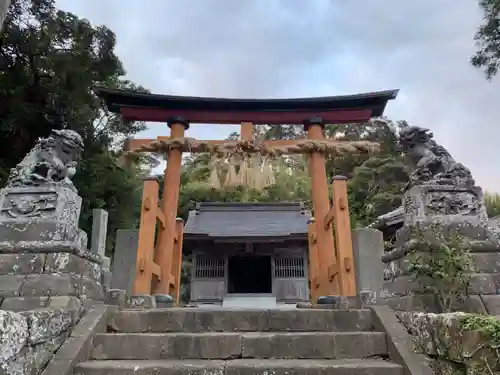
[352,228,384,301]
[241,331,387,359]
[267,309,373,332]
[471,252,500,273]
[91,209,108,257]
[0,310,28,364]
[452,295,487,314]
[402,184,487,226]
[0,253,45,275]
[21,307,76,345]
[1,296,49,311]
[128,294,156,309]
[481,295,500,315]
[384,294,439,313]
[80,276,104,301]
[154,294,173,308]
[0,274,26,297]
[468,273,497,294]
[105,289,127,306]
[110,229,138,295]
[0,186,82,246]
[107,308,374,333]
[45,252,88,274]
[91,332,242,360]
[20,273,80,297]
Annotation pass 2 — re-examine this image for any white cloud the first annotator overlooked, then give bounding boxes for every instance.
[56,0,500,191]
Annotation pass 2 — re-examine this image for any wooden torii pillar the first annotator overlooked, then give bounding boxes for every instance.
[92,86,399,302]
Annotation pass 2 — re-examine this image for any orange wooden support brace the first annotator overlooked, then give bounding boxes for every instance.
[133,177,160,295]
[240,122,253,141]
[153,120,186,296]
[171,218,184,304]
[307,219,320,303]
[306,119,340,297]
[331,175,357,296]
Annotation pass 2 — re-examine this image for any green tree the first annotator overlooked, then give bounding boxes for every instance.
[484,191,500,217]
[0,0,150,255]
[471,0,500,79]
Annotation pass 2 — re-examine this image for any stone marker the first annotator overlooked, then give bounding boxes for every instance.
[91,208,108,257]
[352,228,384,305]
[110,229,139,295]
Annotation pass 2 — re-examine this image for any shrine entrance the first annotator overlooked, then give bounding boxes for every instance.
[94,87,398,304]
[227,255,272,294]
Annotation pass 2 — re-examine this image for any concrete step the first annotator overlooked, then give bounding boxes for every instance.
[222,294,278,308]
[75,359,404,375]
[108,308,373,333]
[91,331,388,360]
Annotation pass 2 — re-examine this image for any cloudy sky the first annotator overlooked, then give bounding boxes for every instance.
[56,0,500,192]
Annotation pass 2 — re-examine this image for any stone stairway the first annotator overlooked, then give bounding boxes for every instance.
[74,307,404,375]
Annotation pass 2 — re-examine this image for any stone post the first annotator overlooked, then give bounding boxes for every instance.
[0,0,10,32]
[110,229,139,296]
[352,228,385,305]
[91,208,108,257]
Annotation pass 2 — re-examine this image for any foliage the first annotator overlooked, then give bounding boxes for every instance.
[407,224,475,313]
[461,314,500,374]
[471,0,500,79]
[484,191,500,217]
[0,0,150,255]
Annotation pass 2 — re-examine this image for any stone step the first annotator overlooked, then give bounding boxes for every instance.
[91,331,388,360]
[75,359,404,375]
[108,308,373,333]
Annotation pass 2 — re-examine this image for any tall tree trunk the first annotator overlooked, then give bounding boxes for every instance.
[0,0,10,32]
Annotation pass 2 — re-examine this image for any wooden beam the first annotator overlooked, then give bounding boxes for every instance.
[307,122,340,297]
[156,207,166,228]
[120,107,372,125]
[133,178,159,294]
[152,121,185,296]
[324,206,335,229]
[240,122,253,141]
[331,176,357,296]
[308,221,320,303]
[171,218,184,304]
[151,261,161,279]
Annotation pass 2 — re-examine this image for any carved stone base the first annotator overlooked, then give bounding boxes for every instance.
[0,186,84,251]
[394,183,499,248]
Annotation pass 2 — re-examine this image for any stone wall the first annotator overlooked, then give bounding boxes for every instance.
[0,242,105,374]
[381,242,500,315]
[397,311,500,374]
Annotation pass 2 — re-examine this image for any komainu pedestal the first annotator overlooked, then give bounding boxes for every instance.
[0,185,84,251]
[381,126,500,314]
[0,130,106,374]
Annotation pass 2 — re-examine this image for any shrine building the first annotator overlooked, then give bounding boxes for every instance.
[183,202,311,305]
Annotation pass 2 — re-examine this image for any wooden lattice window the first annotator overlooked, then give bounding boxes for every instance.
[194,256,225,278]
[274,256,305,278]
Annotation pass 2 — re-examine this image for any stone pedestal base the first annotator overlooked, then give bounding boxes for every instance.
[381,183,500,314]
[0,186,95,256]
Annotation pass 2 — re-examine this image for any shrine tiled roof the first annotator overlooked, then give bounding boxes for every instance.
[184,202,311,239]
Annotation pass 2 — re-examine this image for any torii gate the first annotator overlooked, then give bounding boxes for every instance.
[94,87,398,303]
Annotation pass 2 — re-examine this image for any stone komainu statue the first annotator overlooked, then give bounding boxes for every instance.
[6,129,84,191]
[398,126,475,189]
